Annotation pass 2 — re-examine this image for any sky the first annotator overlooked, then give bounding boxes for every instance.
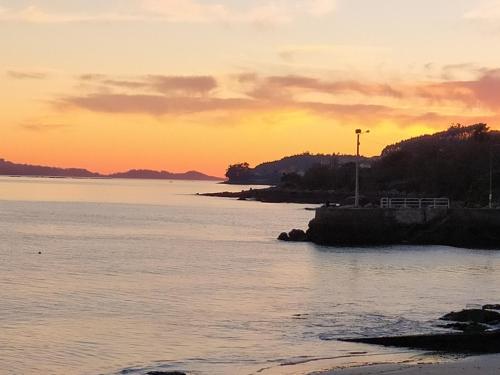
[1,0,500,176]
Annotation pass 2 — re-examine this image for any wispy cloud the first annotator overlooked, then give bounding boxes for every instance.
[0,0,336,26]
[19,123,68,132]
[143,0,336,25]
[58,94,260,116]
[55,67,500,128]
[247,75,403,100]
[80,74,218,96]
[7,70,49,80]
[0,5,142,23]
[278,44,390,62]
[417,68,500,110]
[464,0,500,20]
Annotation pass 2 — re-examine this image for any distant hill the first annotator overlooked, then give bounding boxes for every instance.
[0,158,100,178]
[0,158,221,181]
[108,169,221,181]
[225,153,372,184]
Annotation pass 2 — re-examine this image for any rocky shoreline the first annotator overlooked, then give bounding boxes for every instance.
[279,207,500,249]
[199,187,359,204]
[341,305,500,354]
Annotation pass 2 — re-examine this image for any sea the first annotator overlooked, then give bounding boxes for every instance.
[1,176,500,375]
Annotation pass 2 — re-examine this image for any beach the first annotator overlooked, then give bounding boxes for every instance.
[314,354,500,375]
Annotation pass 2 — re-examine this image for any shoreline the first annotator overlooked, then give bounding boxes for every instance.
[309,353,500,375]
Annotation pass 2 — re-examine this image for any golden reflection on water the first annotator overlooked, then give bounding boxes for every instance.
[1,177,500,374]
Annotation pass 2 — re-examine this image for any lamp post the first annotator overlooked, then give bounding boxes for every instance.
[490,147,493,209]
[355,129,370,208]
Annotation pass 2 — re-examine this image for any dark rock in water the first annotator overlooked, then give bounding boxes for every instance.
[483,304,500,311]
[146,371,186,375]
[278,232,290,241]
[440,309,500,324]
[278,229,308,242]
[288,229,308,242]
[438,322,488,333]
[342,331,500,354]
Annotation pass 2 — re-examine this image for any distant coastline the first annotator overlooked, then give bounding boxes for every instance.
[0,158,223,181]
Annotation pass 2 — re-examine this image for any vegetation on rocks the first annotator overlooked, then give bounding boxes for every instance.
[223,124,500,206]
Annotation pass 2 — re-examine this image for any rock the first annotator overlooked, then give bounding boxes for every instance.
[146,371,186,375]
[440,309,500,324]
[438,322,489,333]
[306,206,500,249]
[483,304,500,311]
[341,331,500,354]
[278,232,290,241]
[288,229,308,242]
[279,229,308,242]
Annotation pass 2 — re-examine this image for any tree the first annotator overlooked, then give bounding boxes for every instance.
[225,162,253,182]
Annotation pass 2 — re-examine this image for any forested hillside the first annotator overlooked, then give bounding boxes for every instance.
[226,124,500,205]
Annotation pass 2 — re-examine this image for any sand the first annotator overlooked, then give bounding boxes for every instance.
[311,354,500,375]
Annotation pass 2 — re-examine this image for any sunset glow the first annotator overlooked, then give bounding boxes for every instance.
[2,0,500,176]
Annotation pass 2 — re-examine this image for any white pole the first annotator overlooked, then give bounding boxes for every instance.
[490,147,493,209]
[355,130,361,208]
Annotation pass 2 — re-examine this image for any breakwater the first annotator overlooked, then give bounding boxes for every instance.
[303,207,500,248]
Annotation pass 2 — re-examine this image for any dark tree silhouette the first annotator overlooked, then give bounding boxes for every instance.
[273,124,500,206]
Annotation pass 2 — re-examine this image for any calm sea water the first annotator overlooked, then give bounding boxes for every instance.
[1,177,500,375]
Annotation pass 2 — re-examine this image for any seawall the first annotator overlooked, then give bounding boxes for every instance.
[306,207,500,248]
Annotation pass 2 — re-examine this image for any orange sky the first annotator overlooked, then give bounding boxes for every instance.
[1,0,500,177]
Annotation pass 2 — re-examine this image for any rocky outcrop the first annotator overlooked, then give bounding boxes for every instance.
[437,322,488,333]
[342,331,500,354]
[278,229,308,242]
[483,304,500,310]
[305,207,500,248]
[342,306,500,353]
[440,309,500,324]
[202,187,360,204]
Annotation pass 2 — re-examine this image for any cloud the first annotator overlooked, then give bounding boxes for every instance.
[141,0,230,23]
[19,123,68,131]
[148,75,217,95]
[417,69,500,110]
[7,70,48,79]
[80,74,218,96]
[464,1,500,20]
[303,0,337,16]
[438,63,481,80]
[0,1,336,26]
[0,5,142,23]
[277,44,390,63]
[144,0,336,25]
[79,74,107,81]
[54,68,500,130]
[247,75,403,100]
[58,94,260,115]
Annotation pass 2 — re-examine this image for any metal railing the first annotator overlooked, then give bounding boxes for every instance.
[380,197,450,209]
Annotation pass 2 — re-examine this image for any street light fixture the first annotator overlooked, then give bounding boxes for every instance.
[355,129,370,208]
[490,147,493,209]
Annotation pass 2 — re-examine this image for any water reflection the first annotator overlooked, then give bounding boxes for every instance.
[1,177,500,374]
